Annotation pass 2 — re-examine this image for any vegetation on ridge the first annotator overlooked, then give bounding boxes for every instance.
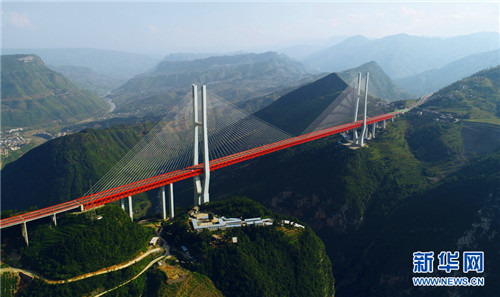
[422,66,500,124]
[19,205,153,279]
[1,123,153,212]
[1,54,108,128]
[164,197,335,297]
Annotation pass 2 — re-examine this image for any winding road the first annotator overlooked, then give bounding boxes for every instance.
[0,247,163,284]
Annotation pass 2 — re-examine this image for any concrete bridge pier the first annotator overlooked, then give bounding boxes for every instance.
[128,196,133,220]
[168,184,174,218]
[372,122,377,138]
[160,184,175,219]
[383,119,387,128]
[161,186,167,220]
[120,198,126,210]
[52,214,57,226]
[22,222,29,246]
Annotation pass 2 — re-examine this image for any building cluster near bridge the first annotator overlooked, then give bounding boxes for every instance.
[189,208,273,232]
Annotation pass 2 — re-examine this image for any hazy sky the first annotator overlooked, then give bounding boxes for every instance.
[2,1,499,55]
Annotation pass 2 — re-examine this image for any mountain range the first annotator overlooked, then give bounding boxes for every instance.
[108,51,319,114]
[396,49,500,97]
[338,61,413,101]
[1,54,108,129]
[2,48,160,80]
[302,32,500,79]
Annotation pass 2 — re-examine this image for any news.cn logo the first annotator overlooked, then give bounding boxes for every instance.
[412,251,485,287]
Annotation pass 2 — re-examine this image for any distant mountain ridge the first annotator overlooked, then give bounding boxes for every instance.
[1,54,108,128]
[396,49,500,96]
[2,48,160,79]
[338,61,413,101]
[303,32,500,79]
[109,51,318,114]
[154,51,308,74]
[49,65,125,96]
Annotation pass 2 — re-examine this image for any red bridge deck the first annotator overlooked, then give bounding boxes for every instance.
[0,112,401,229]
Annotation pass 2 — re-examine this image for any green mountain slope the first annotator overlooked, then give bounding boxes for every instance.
[208,111,499,296]
[1,55,108,129]
[206,70,500,296]
[108,52,318,115]
[164,197,335,297]
[21,205,153,279]
[396,49,500,97]
[338,61,413,101]
[422,66,500,124]
[1,204,160,297]
[338,150,500,297]
[1,123,152,211]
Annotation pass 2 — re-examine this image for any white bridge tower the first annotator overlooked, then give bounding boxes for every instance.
[192,85,211,205]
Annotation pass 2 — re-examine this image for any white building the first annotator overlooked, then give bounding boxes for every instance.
[191,214,273,232]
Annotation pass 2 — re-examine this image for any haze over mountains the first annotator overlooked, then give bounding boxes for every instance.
[108,51,319,114]
[0,55,108,128]
[1,48,160,80]
[49,65,125,96]
[396,49,500,97]
[4,32,498,111]
[302,32,500,79]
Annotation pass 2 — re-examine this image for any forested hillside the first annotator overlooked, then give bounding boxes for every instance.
[1,123,153,211]
[1,205,158,297]
[20,205,153,279]
[1,55,108,128]
[339,150,500,297]
[208,111,499,296]
[164,197,335,297]
[422,66,500,124]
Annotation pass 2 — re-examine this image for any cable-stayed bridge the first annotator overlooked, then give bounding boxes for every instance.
[0,73,406,245]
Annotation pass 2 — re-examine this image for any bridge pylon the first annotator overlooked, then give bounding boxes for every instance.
[192,84,210,206]
[353,72,370,146]
[352,72,362,140]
